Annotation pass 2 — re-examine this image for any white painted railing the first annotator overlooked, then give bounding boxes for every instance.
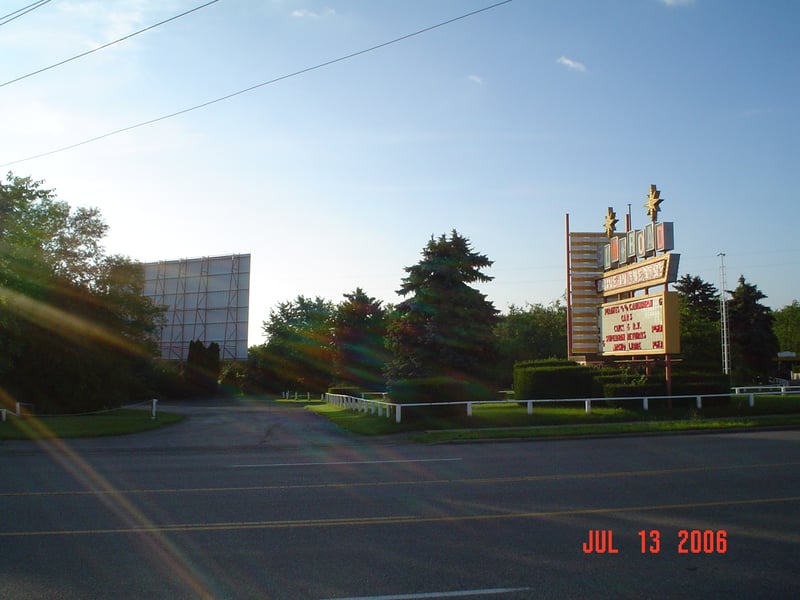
[325,393,397,419]
[732,385,800,395]
[326,389,800,424]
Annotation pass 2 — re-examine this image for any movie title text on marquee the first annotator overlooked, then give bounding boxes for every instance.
[598,292,680,356]
[595,253,680,297]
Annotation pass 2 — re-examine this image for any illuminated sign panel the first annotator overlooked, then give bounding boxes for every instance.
[602,222,674,268]
[598,292,680,356]
[596,253,680,297]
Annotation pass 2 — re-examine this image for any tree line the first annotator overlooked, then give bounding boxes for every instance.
[1,173,164,413]
[3,173,798,414]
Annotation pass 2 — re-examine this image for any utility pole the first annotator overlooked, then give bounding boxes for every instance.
[718,253,730,375]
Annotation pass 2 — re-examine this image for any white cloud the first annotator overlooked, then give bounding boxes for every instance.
[556,55,586,72]
[291,7,335,18]
[467,74,484,85]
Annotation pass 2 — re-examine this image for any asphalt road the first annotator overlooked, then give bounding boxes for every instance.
[1,399,799,599]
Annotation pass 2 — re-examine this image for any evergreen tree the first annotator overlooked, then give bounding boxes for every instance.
[385,230,498,403]
[332,288,388,390]
[674,274,719,321]
[673,274,721,369]
[185,340,221,396]
[727,275,778,383]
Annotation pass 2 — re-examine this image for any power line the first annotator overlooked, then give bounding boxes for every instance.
[0,0,514,168]
[0,0,223,88]
[0,0,52,26]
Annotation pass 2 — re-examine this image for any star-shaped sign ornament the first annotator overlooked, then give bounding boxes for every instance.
[644,184,663,222]
[604,206,618,238]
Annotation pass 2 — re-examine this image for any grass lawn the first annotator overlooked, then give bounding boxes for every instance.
[0,409,185,441]
[308,394,800,441]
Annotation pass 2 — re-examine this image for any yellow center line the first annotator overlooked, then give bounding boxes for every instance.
[3,461,799,498]
[2,496,799,538]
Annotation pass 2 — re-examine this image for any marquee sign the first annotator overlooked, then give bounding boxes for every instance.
[598,292,680,356]
[566,184,681,359]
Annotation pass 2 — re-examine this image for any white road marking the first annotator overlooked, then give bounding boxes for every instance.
[317,588,531,600]
[231,457,462,468]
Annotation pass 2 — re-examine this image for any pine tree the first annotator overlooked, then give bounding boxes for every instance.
[386,230,498,403]
[674,274,721,369]
[332,288,388,390]
[727,275,778,383]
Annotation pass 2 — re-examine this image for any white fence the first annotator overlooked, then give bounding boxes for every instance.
[325,388,800,424]
[1,402,34,423]
[732,385,800,394]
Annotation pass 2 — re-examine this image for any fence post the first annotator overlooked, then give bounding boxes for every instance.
[696,396,702,410]
[467,402,472,417]
[1,408,5,422]
[585,399,591,415]
[527,401,533,415]
[396,404,402,424]
[643,397,649,411]
[749,393,755,408]
[151,398,158,420]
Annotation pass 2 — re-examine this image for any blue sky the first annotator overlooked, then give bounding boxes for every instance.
[1,0,798,347]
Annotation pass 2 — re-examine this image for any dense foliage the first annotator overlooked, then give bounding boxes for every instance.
[493,301,567,386]
[727,276,779,384]
[774,301,800,355]
[185,340,221,396]
[331,288,388,390]
[673,274,722,369]
[249,295,335,393]
[385,231,499,403]
[1,174,163,413]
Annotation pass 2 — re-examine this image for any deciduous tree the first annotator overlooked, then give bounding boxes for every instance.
[259,295,334,392]
[1,173,163,413]
[773,300,800,354]
[493,301,567,387]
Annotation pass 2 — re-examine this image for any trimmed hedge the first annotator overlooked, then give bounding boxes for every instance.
[603,382,666,399]
[514,359,578,370]
[514,365,596,400]
[387,377,495,405]
[327,386,363,397]
[509,360,733,406]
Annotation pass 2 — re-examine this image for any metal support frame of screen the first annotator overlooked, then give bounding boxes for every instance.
[142,254,250,361]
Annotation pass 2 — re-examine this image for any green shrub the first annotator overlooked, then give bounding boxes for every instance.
[388,377,495,405]
[327,385,363,397]
[603,382,666,403]
[514,359,578,370]
[513,364,595,400]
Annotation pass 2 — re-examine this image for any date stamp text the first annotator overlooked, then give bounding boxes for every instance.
[582,529,728,554]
